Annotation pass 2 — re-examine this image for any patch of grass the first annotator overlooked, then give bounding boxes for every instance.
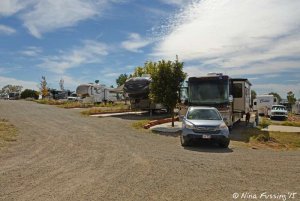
[34,99,65,105]
[272,121,300,127]
[132,120,151,129]
[59,102,93,109]
[0,119,17,148]
[35,99,128,109]
[249,131,300,150]
[81,105,131,115]
[259,117,271,128]
[270,132,300,148]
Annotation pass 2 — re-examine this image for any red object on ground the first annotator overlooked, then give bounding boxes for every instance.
[143,117,179,129]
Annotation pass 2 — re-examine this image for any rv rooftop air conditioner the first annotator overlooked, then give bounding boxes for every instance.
[207,73,223,76]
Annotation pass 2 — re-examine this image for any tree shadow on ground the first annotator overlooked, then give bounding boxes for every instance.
[105,112,171,121]
[151,130,181,137]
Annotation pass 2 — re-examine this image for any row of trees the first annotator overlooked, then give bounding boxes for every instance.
[0,77,65,100]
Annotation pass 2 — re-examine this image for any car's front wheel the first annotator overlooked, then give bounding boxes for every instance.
[180,135,190,147]
[219,139,230,148]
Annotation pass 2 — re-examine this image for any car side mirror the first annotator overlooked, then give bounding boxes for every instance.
[229,95,233,103]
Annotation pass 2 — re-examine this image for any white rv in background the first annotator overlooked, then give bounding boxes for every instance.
[292,101,300,115]
[76,84,117,104]
[253,95,278,116]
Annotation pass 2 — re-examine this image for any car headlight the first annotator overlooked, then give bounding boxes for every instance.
[184,121,194,129]
[219,122,228,129]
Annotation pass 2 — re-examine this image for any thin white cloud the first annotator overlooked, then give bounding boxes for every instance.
[39,40,108,74]
[0,0,121,38]
[153,0,300,76]
[0,0,32,16]
[21,0,108,38]
[121,33,153,53]
[0,76,38,90]
[0,24,16,35]
[19,46,42,57]
[0,66,22,74]
[159,0,192,6]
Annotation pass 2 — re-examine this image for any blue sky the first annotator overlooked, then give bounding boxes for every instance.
[0,0,299,98]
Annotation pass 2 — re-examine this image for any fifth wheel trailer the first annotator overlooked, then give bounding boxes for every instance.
[76,84,117,104]
[253,95,278,116]
[123,76,164,111]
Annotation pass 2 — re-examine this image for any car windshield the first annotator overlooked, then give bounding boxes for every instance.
[272,106,286,110]
[187,109,222,120]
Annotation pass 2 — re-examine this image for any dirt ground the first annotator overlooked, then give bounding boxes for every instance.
[0,100,299,201]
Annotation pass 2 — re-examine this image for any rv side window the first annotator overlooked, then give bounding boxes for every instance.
[232,83,243,98]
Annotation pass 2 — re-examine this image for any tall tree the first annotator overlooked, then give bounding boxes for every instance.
[132,66,145,77]
[132,62,158,77]
[287,91,296,105]
[21,89,39,99]
[150,60,186,127]
[59,78,64,91]
[1,85,23,94]
[144,61,158,76]
[40,76,48,99]
[269,92,282,103]
[116,73,128,87]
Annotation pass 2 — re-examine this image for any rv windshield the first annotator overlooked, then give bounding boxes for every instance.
[189,80,229,104]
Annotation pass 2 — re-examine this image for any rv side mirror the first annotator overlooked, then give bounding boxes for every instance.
[229,95,233,103]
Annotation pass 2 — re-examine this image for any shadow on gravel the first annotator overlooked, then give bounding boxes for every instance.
[184,142,233,153]
[109,113,170,121]
[151,130,181,137]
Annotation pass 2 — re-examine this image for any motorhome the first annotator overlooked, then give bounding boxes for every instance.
[253,95,278,116]
[123,76,164,111]
[181,73,251,127]
[76,84,117,104]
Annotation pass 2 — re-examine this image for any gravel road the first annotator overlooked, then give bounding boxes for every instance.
[0,100,299,201]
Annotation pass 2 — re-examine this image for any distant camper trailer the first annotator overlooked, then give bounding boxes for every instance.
[253,95,278,116]
[76,84,117,104]
[292,101,300,115]
[8,92,20,100]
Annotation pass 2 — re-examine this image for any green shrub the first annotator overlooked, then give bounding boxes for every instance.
[21,89,39,99]
[254,134,269,142]
[259,118,271,128]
